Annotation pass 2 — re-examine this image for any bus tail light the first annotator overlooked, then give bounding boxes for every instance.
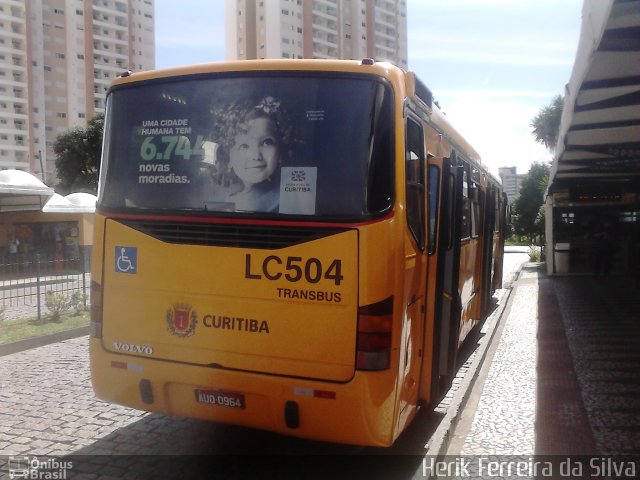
[356,297,393,371]
[90,281,103,338]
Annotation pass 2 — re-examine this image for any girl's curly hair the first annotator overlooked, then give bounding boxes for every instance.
[210,96,294,166]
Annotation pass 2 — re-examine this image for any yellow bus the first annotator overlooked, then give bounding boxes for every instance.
[90,59,506,447]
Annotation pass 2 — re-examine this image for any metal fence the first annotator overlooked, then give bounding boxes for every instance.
[0,252,90,322]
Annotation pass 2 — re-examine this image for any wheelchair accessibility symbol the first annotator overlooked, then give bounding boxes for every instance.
[115,246,137,274]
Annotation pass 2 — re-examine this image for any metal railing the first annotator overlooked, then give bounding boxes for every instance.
[0,252,90,322]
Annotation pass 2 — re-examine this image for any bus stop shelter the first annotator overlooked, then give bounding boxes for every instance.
[545,0,640,276]
[0,170,54,212]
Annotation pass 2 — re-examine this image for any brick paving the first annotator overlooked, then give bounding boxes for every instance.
[459,266,538,455]
[0,336,426,478]
[554,276,640,456]
[453,265,640,458]
[0,337,148,457]
[0,253,528,479]
[2,254,640,478]
[536,278,597,455]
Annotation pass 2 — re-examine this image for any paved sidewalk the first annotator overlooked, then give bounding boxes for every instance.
[457,266,539,455]
[448,265,640,457]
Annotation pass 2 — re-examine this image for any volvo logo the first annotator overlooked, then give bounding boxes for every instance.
[113,341,154,355]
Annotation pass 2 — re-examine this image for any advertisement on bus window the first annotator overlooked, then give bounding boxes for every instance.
[100,75,394,218]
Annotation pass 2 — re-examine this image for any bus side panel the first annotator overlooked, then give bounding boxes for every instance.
[91,215,105,291]
[359,216,419,442]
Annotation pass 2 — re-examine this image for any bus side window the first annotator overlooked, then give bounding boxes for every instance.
[494,190,501,233]
[428,165,440,255]
[446,173,455,249]
[406,117,425,250]
[471,184,481,238]
[470,167,482,238]
[460,164,472,240]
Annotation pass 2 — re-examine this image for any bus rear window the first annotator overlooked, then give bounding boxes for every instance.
[98,74,394,219]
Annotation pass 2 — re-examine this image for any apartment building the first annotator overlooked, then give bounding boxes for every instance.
[226,0,407,68]
[498,166,523,203]
[0,0,154,183]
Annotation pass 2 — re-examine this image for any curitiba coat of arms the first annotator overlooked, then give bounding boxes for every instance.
[166,302,197,337]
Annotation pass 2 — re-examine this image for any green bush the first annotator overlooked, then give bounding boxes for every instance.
[45,291,70,322]
[528,246,545,262]
[69,291,87,315]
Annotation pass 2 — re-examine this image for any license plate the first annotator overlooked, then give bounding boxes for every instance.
[194,388,245,409]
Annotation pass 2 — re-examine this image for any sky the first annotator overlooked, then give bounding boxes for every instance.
[154,0,584,176]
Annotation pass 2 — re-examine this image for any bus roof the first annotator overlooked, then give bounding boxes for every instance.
[110,58,404,87]
[108,58,500,187]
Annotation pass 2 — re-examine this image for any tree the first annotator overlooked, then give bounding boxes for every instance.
[513,162,550,244]
[53,113,104,194]
[530,95,563,151]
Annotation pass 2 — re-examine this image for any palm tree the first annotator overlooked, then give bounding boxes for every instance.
[530,95,563,151]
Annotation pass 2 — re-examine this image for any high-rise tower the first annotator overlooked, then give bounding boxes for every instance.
[226,0,407,68]
[0,0,154,182]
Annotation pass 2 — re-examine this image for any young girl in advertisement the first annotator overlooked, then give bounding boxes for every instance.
[210,96,294,213]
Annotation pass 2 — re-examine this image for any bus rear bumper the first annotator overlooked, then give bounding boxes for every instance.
[90,339,397,447]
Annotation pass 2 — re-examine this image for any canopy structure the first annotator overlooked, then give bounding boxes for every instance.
[43,192,97,213]
[545,0,640,276]
[0,169,55,212]
[547,0,640,197]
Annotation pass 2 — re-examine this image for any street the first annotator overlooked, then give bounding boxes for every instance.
[0,250,530,479]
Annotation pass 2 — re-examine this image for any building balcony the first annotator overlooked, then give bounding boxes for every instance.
[374,28,396,41]
[92,18,128,32]
[312,35,338,48]
[0,93,26,104]
[373,12,396,29]
[0,28,26,43]
[313,0,338,10]
[374,1,397,15]
[0,77,28,89]
[0,11,25,25]
[0,58,16,75]
[0,124,28,136]
[312,22,338,35]
[375,44,397,55]
[93,48,129,61]
[93,32,128,46]
[94,62,128,75]
[312,51,338,60]
[93,3,127,15]
[374,36,397,49]
[311,9,338,21]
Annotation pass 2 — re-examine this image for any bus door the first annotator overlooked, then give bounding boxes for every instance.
[427,157,464,400]
[493,192,508,290]
[480,185,496,315]
[400,115,428,423]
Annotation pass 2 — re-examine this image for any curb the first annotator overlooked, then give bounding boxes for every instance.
[413,266,525,478]
[0,325,90,357]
